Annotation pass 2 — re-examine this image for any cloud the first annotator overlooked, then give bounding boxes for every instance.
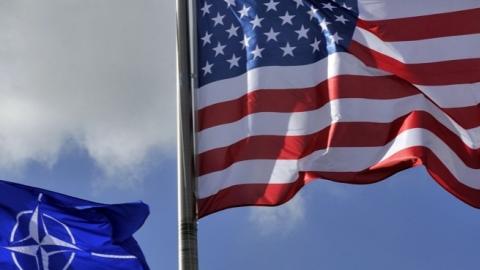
[248,193,307,236]
[0,1,176,185]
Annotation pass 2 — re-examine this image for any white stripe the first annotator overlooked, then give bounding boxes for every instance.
[415,83,480,108]
[91,252,137,259]
[198,128,480,198]
[196,52,388,109]
[353,27,480,64]
[197,94,480,153]
[358,0,480,20]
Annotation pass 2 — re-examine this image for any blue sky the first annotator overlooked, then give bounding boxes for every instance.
[1,1,480,269]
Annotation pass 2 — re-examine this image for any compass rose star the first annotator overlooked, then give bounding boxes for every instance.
[5,203,80,270]
[3,193,141,270]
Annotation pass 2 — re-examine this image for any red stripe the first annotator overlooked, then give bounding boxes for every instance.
[198,111,479,176]
[198,75,418,131]
[348,40,480,85]
[357,8,480,42]
[198,172,310,218]
[198,147,480,218]
[443,105,480,129]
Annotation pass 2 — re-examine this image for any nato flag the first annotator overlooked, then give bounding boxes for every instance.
[0,179,150,270]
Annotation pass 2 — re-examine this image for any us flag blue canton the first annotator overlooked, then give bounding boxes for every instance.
[197,0,359,86]
[0,180,149,270]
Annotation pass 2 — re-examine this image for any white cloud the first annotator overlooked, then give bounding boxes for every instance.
[248,193,307,236]
[0,1,176,185]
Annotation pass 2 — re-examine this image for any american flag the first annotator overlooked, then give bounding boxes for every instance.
[194,0,480,217]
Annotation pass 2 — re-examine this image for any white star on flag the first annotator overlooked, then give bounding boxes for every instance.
[335,15,349,24]
[202,61,213,75]
[279,11,295,25]
[250,15,264,30]
[292,0,304,8]
[280,42,296,57]
[226,24,239,38]
[251,45,265,59]
[322,3,336,11]
[226,54,241,68]
[264,28,280,42]
[307,6,319,20]
[310,38,321,52]
[200,2,212,16]
[295,25,309,40]
[212,12,225,26]
[201,31,212,46]
[329,32,343,44]
[238,5,250,18]
[212,42,226,56]
[224,0,236,7]
[241,35,251,48]
[264,0,280,12]
[319,19,331,31]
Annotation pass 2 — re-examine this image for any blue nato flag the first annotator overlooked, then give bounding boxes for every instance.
[0,179,150,270]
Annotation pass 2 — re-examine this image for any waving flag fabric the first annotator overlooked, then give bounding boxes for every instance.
[195,0,480,217]
[0,180,150,270]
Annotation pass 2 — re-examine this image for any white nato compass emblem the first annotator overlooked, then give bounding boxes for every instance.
[4,194,79,270]
[3,194,138,270]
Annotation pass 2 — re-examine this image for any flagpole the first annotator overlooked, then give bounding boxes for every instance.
[176,0,199,268]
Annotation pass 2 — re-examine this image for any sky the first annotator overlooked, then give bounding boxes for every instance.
[1,1,480,269]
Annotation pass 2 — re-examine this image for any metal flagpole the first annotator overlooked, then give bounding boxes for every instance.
[176,0,199,268]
